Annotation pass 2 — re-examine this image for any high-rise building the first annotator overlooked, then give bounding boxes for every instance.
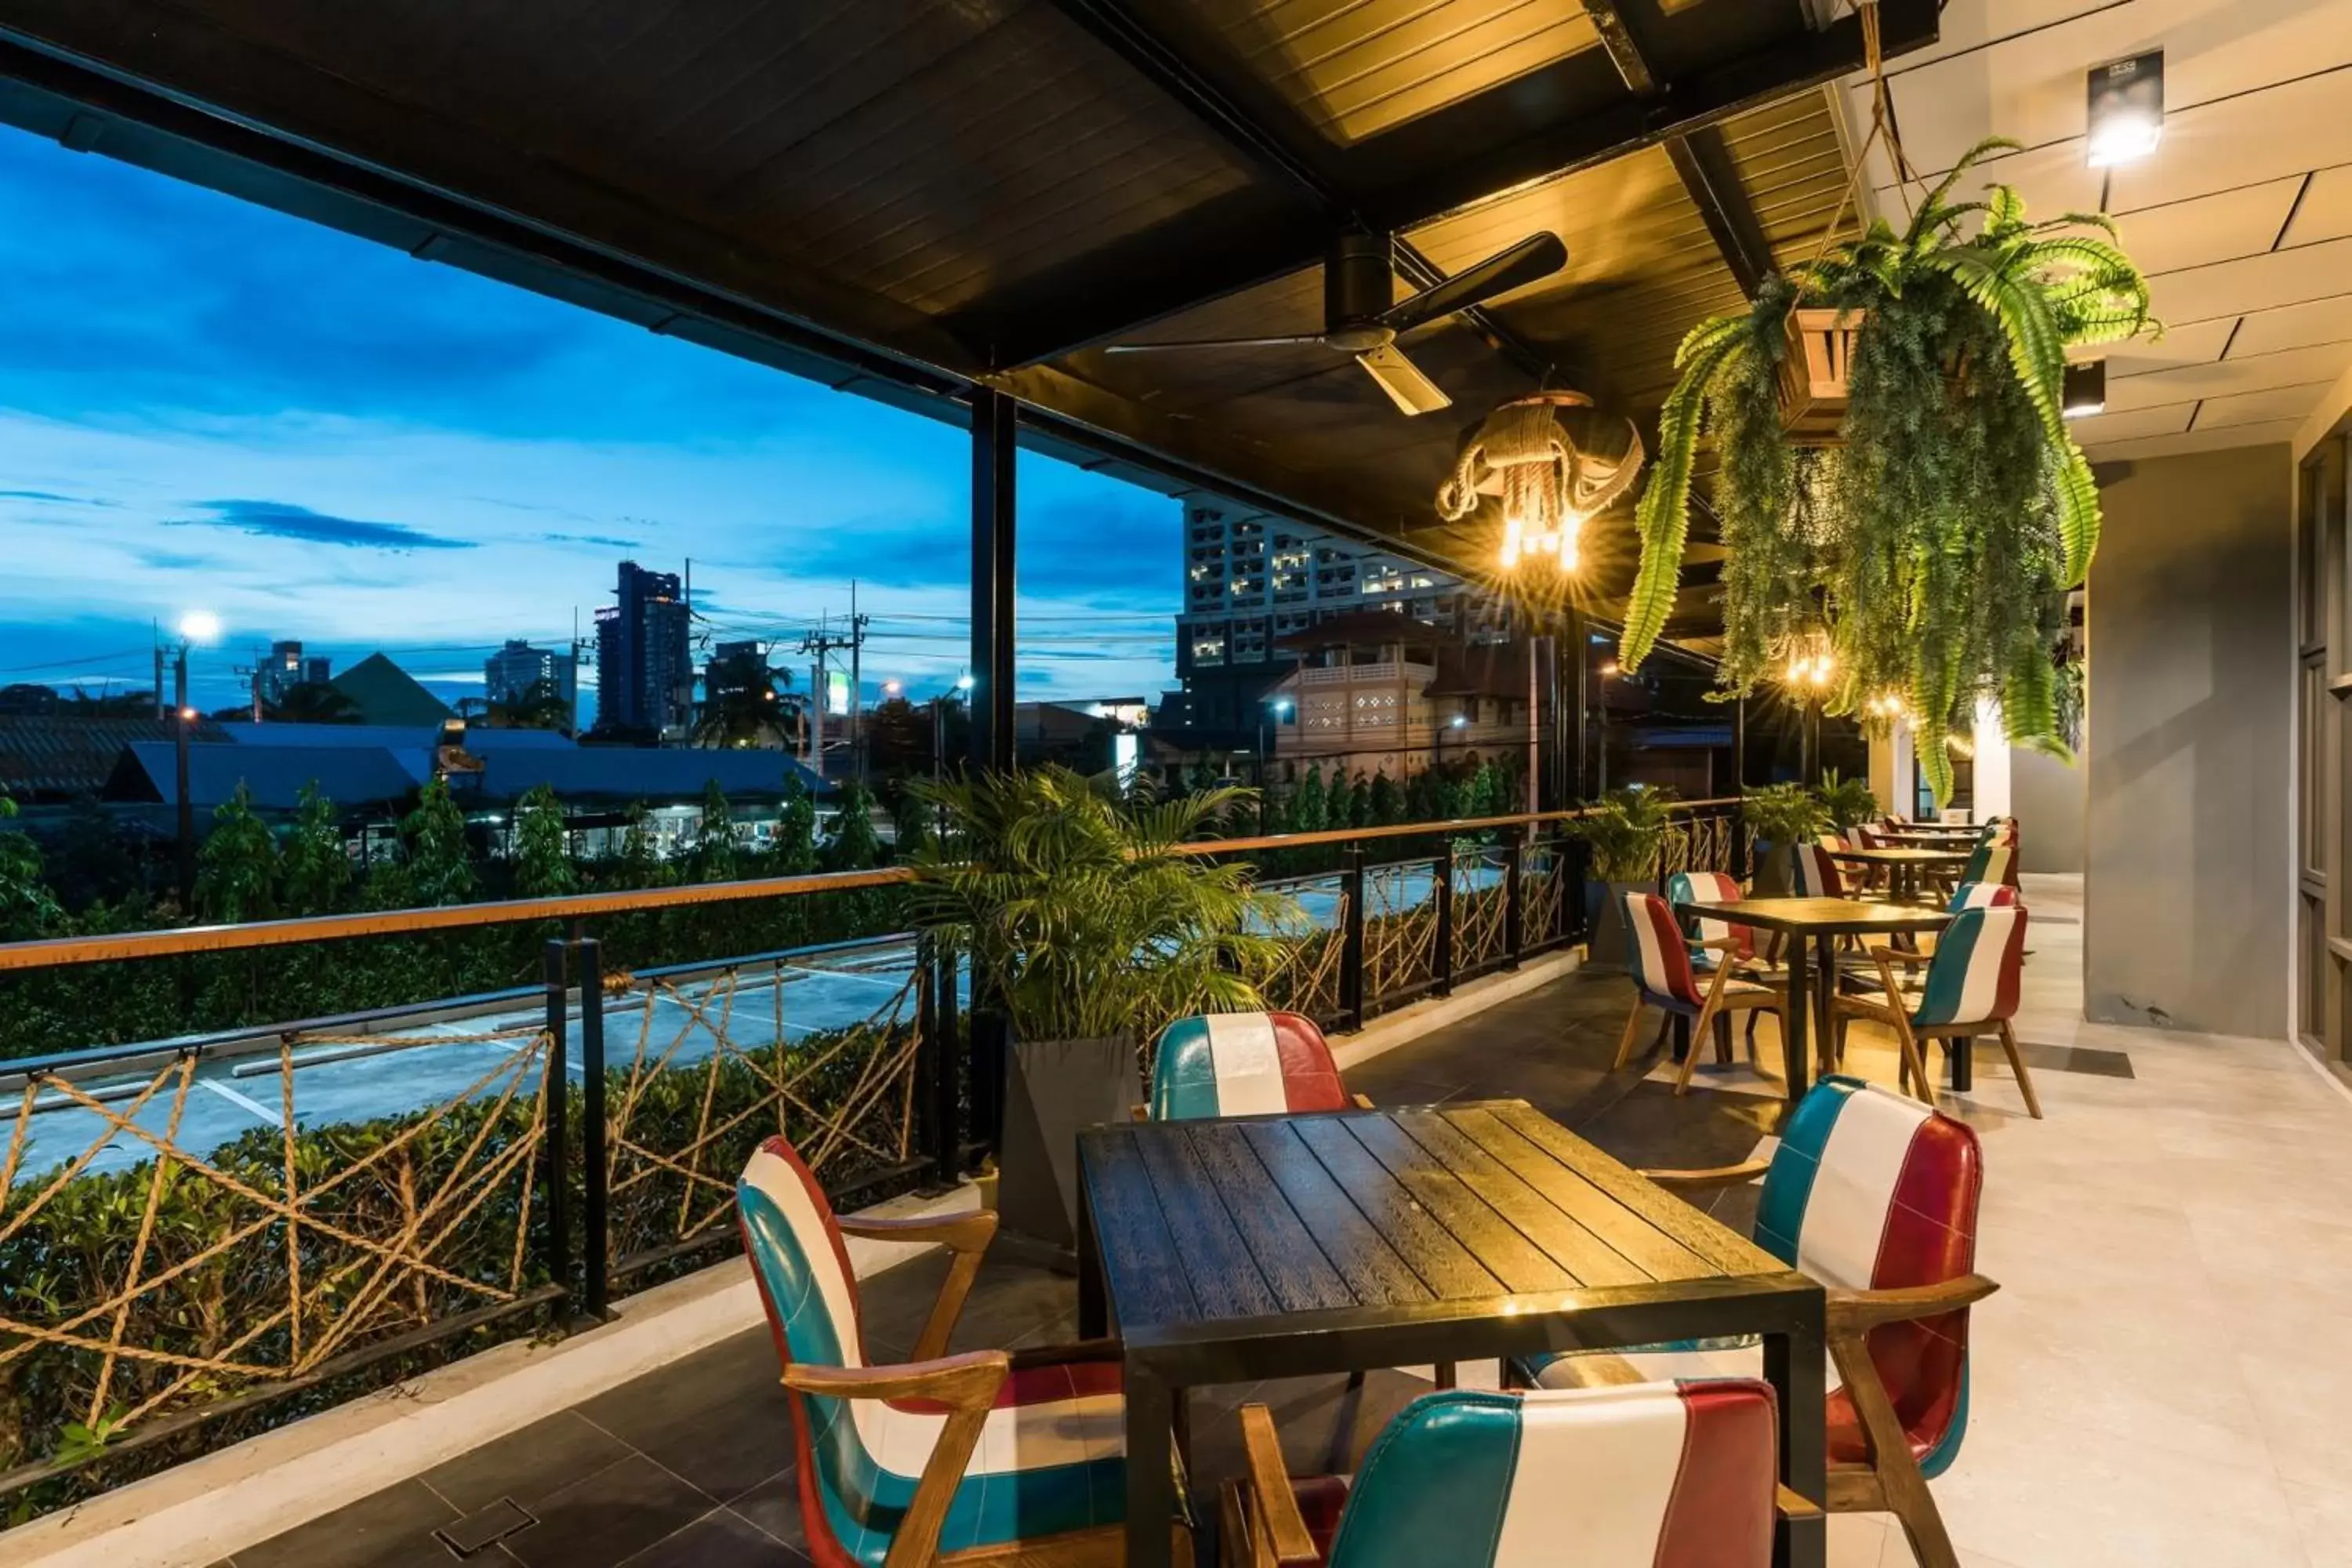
[1164,502,1512,746]
[256,640,332,707]
[593,561,693,738]
[483,639,577,711]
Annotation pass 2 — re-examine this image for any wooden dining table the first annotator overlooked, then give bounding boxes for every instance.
[1677,897,1951,1105]
[1827,844,1971,903]
[1078,1101,1829,1568]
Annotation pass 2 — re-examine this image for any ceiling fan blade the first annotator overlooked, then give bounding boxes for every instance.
[1381,231,1567,332]
[1103,333,1328,354]
[1357,344,1451,416]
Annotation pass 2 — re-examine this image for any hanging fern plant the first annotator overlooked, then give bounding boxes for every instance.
[1620,139,2155,804]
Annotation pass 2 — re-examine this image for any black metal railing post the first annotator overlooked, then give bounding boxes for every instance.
[1433,841,1456,997]
[1341,844,1367,1029]
[915,936,964,1188]
[1502,829,1526,971]
[539,939,571,1316]
[1564,833,1592,946]
[576,936,608,1321]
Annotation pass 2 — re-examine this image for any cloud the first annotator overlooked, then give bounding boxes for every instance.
[168,499,477,552]
[0,488,114,506]
[548,532,642,550]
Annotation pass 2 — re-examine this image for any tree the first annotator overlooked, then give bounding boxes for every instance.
[278,784,352,914]
[53,793,141,911]
[194,782,279,924]
[822,781,883,871]
[772,772,818,873]
[402,778,476,905]
[693,648,798,750]
[263,681,361,725]
[1367,771,1405,826]
[685,779,737,884]
[1288,766,1328,834]
[1345,771,1372,829]
[888,779,934,861]
[0,792,60,938]
[487,677,574,735]
[513,782,576,896]
[609,800,664,888]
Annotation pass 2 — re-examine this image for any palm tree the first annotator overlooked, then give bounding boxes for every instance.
[486,677,574,735]
[264,681,362,724]
[693,648,800,750]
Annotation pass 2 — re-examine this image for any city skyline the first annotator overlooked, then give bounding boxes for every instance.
[0,121,1181,724]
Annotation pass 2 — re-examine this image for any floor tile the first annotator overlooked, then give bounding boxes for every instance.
[418,1410,633,1517]
[237,1479,462,1568]
[499,1454,716,1568]
[617,1508,811,1567]
[576,1330,794,1504]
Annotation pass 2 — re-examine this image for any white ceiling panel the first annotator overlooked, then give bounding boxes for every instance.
[2149,235,2352,325]
[1884,0,2123,73]
[2194,381,2332,427]
[2283,164,2352,246]
[2111,178,2302,274]
[2107,69,2352,212]
[2227,292,2352,357]
[2064,403,2194,445]
[2072,314,2234,376]
[2103,339,2352,411]
[2083,417,2302,463]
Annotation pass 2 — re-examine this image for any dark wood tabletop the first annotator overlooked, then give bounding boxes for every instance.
[1077,1101,1827,1568]
[1680,896,1953,935]
[1826,846,1971,865]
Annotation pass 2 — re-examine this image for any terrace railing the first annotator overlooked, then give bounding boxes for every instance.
[0,796,1739,1515]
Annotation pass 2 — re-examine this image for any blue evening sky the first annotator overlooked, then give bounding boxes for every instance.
[0,125,1181,723]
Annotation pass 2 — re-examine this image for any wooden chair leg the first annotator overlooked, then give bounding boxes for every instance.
[1892,1019,1933,1105]
[1672,1001,1712,1096]
[1611,998,1647,1071]
[1996,1019,2044,1119]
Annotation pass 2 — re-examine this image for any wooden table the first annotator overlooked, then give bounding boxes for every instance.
[1078,1102,1828,1568]
[1877,825,1980,848]
[1677,898,1951,1106]
[1827,845,1970,903]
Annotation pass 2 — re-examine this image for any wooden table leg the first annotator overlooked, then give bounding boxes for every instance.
[1766,1317,1828,1568]
[1783,935,1812,1106]
[1124,1358,1179,1568]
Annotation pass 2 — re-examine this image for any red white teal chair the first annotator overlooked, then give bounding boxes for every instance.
[1508,1077,1995,1568]
[1144,1010,1365,1121]
[739,1137,1185,1566]
[1610,891,1787,1095]
[1793,842,1845,898]
[1219,1381,1786,1568]
[1956,840,2017,889]
[1831,906,2043,1118]
[1946,880,2020,913]
[1664,869,1756,972]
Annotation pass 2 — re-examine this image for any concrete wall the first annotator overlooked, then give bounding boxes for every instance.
[2085,443,2292,1037]
[2011,746,2085,873]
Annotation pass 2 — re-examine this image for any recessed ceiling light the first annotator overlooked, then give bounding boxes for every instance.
[2086,51,2164,167]
[2063,361,2107,418]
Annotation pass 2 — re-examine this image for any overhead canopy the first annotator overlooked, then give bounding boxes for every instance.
[0,0,1940,646]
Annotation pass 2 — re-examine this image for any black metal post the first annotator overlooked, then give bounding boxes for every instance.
[968,387,1017,775]
[934,944,964,1181]
[1566,608,1591,803]
[1732,695,1750,880]
[1433,842,1456,996]
[1341,844,1367,1029]
[576,937,608,1320]
[1503,830,1526,970]
[172,647,194,904]
[539,940,570,1312]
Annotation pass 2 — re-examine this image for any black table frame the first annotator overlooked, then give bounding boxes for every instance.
[1077,1103,1829,1568]
[1677,898,1951,1108]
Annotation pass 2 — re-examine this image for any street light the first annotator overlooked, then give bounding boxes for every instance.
[1257,695,1293,800]
[168,612,220,906]
[179,610,221,644]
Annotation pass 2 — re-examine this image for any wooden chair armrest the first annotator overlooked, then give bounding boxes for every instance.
[1350,1092,1375,1110]
[1867,946,1934,966]
[1775,1484,1824,1522]
[1236,1403,1320,1566]
[837,1209,999,1254]
[1696,937,1741,953]
[1132,1102,1150,1122]
[786,1352,1007,1567]
[836,1210,998,1363]
[1639,1158,1773,1192]
[1007,1336,1124,1371]
[1826,1273,1999,1334]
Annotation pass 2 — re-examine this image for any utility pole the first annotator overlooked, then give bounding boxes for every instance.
[798,611,867,783]
[173,644,194,904]
[152,630,165,720]
[847,579,869,783]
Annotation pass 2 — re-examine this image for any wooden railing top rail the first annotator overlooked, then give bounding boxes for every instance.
[0,798,1740,973]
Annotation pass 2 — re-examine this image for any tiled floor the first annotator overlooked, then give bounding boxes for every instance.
[234,873,2352,1566]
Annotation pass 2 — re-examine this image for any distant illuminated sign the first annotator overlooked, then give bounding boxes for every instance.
[826,670,851,717]
[1112,731,1139,785]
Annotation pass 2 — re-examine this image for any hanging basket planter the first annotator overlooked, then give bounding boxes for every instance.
[1777,308,1865,445]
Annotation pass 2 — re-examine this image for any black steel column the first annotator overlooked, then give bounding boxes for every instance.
[577,937,608,1320]
[1565,609,1592,802]
[969,387,1017,775]
[1433,843,1456,996]
[1732,695,1750,880]
[1341,844,1367,1029]
[1502,831,1525,970]
[539,940,570,1314]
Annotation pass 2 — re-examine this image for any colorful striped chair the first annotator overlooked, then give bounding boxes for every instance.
[1219,1381,1784,1568]
[1512,1077,1994,1568]
[739,1137,1179,1566]
[1946,880,2020,913]
[1145,1010,1365,1121]
[1663,869,1755,971]
[1831,906,2042,1118]
[1610,891,1787,1095]
[1792,841,1845,898]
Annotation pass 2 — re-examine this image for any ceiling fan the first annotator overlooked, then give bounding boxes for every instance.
[1103,229,1567,416]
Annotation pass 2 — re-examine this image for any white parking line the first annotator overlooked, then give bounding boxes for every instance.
[198,1076,285,1127]
[782,966,909,989]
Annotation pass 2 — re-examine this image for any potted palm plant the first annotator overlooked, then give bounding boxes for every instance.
[905,767,1301,1254]
[1618,138,2156,804]
[1743,782,1828,896]
[1816,770,1880,836]
[1570,786,1675,972]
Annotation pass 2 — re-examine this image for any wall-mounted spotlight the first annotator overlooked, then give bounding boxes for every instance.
[2062,360,2107,418]
[2086,51,2163,168]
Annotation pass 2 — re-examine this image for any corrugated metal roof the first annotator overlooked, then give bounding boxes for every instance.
[109,742,422,811]
[0,715,230,801]
[477,746,822,804]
